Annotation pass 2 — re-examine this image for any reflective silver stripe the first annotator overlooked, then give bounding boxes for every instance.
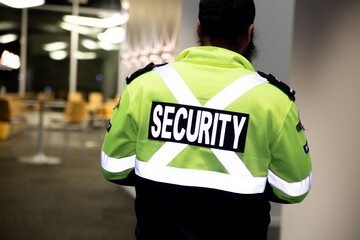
[135,159,267,194]
[204,72,265,177]
[154,65,267,110]
[211,149,252,176]
[268,170,312,197]
[148,141,188,166]
[154,65,201,107]
[101,150,135,173]
[144,65,267,193]
[203,72,267,110]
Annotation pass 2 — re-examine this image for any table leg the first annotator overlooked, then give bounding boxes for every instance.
[18,100,61,165]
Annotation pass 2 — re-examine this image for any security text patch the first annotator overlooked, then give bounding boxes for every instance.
[148,102,249,152]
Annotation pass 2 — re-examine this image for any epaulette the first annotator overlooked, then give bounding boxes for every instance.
[258,71,295,101]
[126,62,168,85]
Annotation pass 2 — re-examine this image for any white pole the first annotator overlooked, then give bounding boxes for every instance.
[19,8,28,96]
[69,2,79,93]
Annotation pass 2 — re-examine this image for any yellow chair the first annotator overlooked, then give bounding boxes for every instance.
[37,92,54,101]
[65,101,86,124]
[87,92,103,113]
[0,122,10,140]
[0,99,11,140]
[67,92,83,102]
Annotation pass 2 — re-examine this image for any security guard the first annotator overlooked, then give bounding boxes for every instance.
[101,0,312,239]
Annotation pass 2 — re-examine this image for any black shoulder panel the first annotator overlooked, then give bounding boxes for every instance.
[126,62,168,85]
[258,71,295,101]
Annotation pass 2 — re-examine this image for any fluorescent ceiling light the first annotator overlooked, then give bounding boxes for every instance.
[0,34,18,44]
[0,0,45,8]
[75,51,97,60]
[63,12,129,28]
[82,39,120,51]
[0,50,20,70]
[121,0,130,10]
[43,42,68,52]
[97,27,125,44]
[98,41,119,51]
[49,50,96,61]
[49,50,67,61]
[59,22,103,35]
[81,39,100,50]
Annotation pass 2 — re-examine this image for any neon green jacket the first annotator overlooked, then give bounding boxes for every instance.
[101,46,312,203]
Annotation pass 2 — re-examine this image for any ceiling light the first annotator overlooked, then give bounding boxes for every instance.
[0,50,20,70]
[97,27,125,44]
[75,51,97,60]
[63,12,129,28]
[59,22,103,35]
[121,0,130,10]
[0,0,45,8]
[49,51,68,61]
[0,34,18,44]
[81,39,100,50]
[98,42,119,51]
[43,42,68,52]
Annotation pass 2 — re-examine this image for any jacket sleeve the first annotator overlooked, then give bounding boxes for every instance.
[101,86,137,186]
[267,102,312,203]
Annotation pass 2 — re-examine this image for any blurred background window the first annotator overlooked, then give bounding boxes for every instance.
[0,0,126,100]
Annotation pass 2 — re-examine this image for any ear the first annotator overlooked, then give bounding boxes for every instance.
[197,21,201,38]
[247,24,254,43]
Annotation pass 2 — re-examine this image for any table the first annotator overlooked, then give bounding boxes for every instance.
[18,99,66,165]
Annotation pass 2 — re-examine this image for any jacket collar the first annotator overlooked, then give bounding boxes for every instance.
[175,46,255,72]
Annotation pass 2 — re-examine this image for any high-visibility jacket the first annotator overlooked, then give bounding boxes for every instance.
[101,46,312,239]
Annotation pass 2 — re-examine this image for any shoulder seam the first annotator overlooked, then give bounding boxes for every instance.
[257,71,295,101]
[126,62,168,85]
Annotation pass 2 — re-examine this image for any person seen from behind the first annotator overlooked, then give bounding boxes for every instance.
[101,0,312,239]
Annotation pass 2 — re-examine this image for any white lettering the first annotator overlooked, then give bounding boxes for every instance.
[149,102,249,152]
[218,113,232,147]
[161,106,175,139]
[211,113,219,146]
[151,104,163,138]
[233,116,247,149]
[186,109,202,142]
[198,110,213,145]
[173,107,187,141]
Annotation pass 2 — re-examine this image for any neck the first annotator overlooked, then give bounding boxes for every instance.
[200,36,248,56]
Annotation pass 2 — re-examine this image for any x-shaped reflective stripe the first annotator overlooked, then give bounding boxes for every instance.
[150,64,267,177]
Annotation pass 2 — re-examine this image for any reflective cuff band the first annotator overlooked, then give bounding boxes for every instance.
[135,159,267,194]
[101,150,135,173]
[268,170,312,197]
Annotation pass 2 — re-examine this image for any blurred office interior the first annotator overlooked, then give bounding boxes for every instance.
[1,0,359,240]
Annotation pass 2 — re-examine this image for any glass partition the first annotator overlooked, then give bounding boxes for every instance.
[0,7,21,93]
[0,2,124,101]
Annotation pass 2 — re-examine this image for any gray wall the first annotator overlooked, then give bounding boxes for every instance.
[252,0,295,84]
[177,0,199,55]
[281,0,360,239]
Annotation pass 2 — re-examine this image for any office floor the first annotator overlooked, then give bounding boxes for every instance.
[0,110,280,240]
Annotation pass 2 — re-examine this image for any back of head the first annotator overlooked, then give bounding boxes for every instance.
[199,0,255,38]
